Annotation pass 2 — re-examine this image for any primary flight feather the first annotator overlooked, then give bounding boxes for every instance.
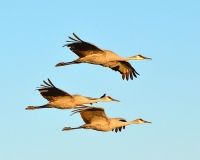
[26,79,119,110]
[62,106,152,132]
[56,33,152,80]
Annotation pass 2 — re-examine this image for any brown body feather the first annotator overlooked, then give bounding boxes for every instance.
[56,33,143,80]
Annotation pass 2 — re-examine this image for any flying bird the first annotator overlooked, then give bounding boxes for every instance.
[55,33,152,80]
[62,107,151,132]
[26,79,119,110]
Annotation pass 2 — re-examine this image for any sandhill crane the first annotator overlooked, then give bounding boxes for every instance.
[26,79,119,110]
[55,33,152,80]
[62,107,151,132]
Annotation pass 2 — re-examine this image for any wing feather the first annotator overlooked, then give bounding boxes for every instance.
[68,36,78,41]
[47,78,55,87]
[43,80,51,86]
[112,118,127,133]
[73,33,83,41]
[36,79,72,101]
[72,107,109,124]
[101,61,140,80]
[113,126,126,133]
[63,33,105,58]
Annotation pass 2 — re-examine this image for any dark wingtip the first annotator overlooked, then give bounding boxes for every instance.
[63,44,69,48]
[125,72,129,80]
[43,80,51,86]
[48,78,54,87]
[122,74,125,80]
[68,35,78,42]
[130,72,133,80]
[73,33,82,41]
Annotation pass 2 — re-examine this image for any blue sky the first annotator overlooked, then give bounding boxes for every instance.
[1,1,200,160]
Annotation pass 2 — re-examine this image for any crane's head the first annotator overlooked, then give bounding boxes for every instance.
[107,96,120,102]
[100,94,120,102]
[133,118,152,124]
[130,54,152,60]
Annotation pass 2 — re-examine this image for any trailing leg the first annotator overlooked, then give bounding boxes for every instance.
[25,104,52,110]
[55,59,81,67]
[62,125,85,131]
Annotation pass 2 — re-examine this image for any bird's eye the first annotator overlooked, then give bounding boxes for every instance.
[138,54,143,57]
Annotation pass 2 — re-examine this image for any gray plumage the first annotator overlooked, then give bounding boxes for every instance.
[56,33,152,80]
[26,79,119,110]
[62,107,151,132]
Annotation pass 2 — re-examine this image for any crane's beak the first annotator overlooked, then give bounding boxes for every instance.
[130,55,152,60]
[144,120,152,124]
[142,56,152,60]
[112,98,120,102]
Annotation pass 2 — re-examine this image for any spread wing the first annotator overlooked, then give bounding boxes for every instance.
[71,107,109,124]
[63,33,105,57]
[101,61,140,80]
[36,79,72,101]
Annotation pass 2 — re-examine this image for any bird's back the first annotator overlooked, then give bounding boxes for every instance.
[48,96,76,109]
[72,94,93,105]
[103,50,124,62]
[78,50,123,65]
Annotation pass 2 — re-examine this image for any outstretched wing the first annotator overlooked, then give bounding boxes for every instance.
[71,107,109,124]
[36,79,72,101]
[63,33,105,57]
[101,61,140,80]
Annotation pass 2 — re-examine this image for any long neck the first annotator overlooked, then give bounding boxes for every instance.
[126,56,141,60]
[114,56,140,61]
[109,119,141,129]
[74,95,109,104]
[85,97,109,104]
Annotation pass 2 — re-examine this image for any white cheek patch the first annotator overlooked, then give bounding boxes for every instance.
[106,97,112,101]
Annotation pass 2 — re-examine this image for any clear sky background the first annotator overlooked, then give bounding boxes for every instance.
[1,1,200,160]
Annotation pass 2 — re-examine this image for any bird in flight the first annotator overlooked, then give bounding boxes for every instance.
[56,33,152,80]
[26,79,119,110]
[62,106,151,132]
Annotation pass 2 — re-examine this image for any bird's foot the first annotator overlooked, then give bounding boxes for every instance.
[62,127,72,131]
[55,62,65,67]
[76,105,89,109]
[25,106,35,110]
